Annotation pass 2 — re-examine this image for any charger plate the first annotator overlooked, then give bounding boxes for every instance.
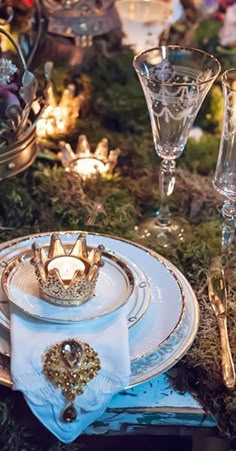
[0,308,9,330]
[0,232,198,386]
[0,325,10,357]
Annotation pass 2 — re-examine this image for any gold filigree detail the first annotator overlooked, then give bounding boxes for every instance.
[31,233,104,306]
[43,339,101,422]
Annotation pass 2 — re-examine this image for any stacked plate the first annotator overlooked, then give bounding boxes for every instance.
[0,231,199,388]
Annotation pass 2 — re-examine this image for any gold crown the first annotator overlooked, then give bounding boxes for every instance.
[31,233,104,306]
[58,135,120,178]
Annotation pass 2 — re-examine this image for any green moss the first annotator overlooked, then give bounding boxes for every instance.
[180,134,220,175]
[0,178,34,229]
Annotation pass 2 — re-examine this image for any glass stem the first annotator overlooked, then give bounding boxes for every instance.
[221,200,236,253]
[155,159,176,227]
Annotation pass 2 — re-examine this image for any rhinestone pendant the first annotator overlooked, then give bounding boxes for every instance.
[62,404,77,423]
[60,339,83,368]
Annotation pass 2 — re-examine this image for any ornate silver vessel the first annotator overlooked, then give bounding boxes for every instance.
[0,27,45,180]
[42,0,121,46]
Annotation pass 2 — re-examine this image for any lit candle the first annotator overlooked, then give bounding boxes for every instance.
[37,106,69,138]
[72,157,106,178]
[47,256,85,282]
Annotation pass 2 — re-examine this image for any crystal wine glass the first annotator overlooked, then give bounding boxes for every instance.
[214,69,236,253]
[133,46,221,245]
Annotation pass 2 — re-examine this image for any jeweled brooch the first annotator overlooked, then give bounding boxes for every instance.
[43,339,101,423]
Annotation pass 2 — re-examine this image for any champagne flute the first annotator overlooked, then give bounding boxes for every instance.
[214,69,236,253]
[133,45,221,246]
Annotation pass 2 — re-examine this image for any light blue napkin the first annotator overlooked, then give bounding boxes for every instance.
[10,306,130,443]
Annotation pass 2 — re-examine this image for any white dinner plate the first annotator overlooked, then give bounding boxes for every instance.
[0,232,190,364]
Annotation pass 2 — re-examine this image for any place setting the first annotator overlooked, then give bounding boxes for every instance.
[0,229,199,441]
[0,34,224,442]
[1,0,236,446]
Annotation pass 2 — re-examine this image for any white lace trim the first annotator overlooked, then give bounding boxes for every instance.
[13,368,126,411]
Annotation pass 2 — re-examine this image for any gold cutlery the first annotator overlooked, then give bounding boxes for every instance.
[208,258,235,390]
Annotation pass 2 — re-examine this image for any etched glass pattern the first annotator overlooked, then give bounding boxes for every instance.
[133,46,221,244]
[134,49,220,160]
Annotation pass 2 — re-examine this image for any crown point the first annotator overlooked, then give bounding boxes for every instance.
[48,233,65,258]
[70,235,88,259]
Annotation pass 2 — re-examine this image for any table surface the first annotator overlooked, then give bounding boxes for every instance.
[86,373,216,435]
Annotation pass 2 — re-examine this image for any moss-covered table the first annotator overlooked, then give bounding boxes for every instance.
[0,20,236,447]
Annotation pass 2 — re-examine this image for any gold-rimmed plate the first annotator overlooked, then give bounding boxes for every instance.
[0,246,151,328]
[2,250,136,324]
